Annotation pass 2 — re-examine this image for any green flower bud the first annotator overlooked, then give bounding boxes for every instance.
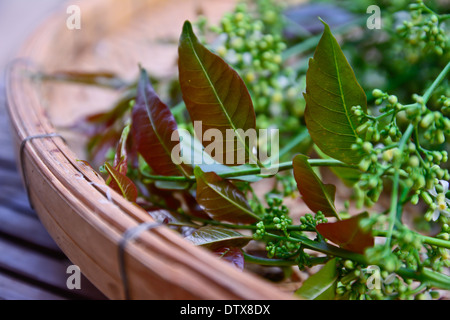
[388,95,398,105]
[415,293,428,300]
[409,156,420,167]
[388,126,397,138]
[372,89,384,98]
[411,194,419,205]
[420,112,434,128]
[382,149,395,162]
[358,158,371,172]
[425,209,435,221]
[436,130,445,144]
[362,142,373,153]
[344,260,354,270]
[437,232,449,241]
[430,291,440,299]
[420,191,433,205]
[414,175,426,189]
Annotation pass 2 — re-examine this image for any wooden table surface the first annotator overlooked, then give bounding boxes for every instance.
[0,0,106,300]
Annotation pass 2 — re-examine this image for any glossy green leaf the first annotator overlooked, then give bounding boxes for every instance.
[293,154,340,219]
[178,21,257,166]
[185,226,251,250]
[105,162,138,203]
[194,167,261,224]
[131,67,191,177]
[304,20,367,165]
[295,258,338,300]
[316,212,374,254]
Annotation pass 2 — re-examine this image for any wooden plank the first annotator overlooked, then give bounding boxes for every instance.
[0,206,62,254]
[0,2,108,300]
[0,236,106,300]
[0,271,67,300]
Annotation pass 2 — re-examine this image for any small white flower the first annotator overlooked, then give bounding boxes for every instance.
[428,180,450,221]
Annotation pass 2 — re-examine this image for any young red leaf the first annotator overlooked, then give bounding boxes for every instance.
[113,125,130,175]
[293,154,340,219]
[178,21,258,166]
[304,20,367,165]
[104,162,138,203]
[194,167,261,224]
[316,212,374,254]
[131,67,191,177]
[185,226,251,250]
[212,247,245,271]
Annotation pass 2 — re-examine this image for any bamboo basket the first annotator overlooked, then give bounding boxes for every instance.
[6,0,294,300]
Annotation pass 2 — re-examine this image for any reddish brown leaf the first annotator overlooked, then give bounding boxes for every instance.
[132,67,191,177]
[105,162,138,203]
[178,21,257,166]
[212,247,245,271]
[316,212,374,254]
[194,167,261,224]
[185,226,251,250]
[113,125,130,175]
[293,154,340,219]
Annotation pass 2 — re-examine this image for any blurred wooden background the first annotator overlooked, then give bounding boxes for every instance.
[0,0,106,300]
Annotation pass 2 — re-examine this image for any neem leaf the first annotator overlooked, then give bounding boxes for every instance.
[131,67,191,177]
[316,212,374,254]
[293,154,340,219]
[105,162,138,202]
[114,125,130,175]
[178,21,257,166]
[212,247,245,271]
[194,167,261,224]
[295,258,338,300]
[185,226,251,250]
[304,20,367,165]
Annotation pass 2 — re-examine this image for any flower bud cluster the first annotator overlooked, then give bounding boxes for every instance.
[396,0,448,55]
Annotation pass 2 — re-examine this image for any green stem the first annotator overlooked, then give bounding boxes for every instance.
[396,268,450,291]
[141,159,356,182]
[264,232,368,265]
[243,251,328,267]
[373,229,450,249]
[242,251,297,266]
[422,61,450,104]
[384,123,414,251]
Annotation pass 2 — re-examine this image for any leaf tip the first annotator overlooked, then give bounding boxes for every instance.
[193,165,203,177]
[182,20,194,38]
[318,17,329,29]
